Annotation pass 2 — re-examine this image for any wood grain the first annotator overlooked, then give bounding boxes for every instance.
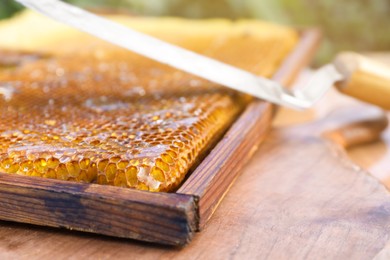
[0,175,197,246]
[322,108,388,148]
[348,115,390,189]
[178,29,322,228]
[0,29,321,245]
[1,96,389,259]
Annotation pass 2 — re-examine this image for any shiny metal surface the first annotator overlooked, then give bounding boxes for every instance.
[16,0,344,109]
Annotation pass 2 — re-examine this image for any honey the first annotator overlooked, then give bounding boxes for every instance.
[0,16,298,192]
[0,51,244,191]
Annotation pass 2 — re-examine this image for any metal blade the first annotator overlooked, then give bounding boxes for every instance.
[287,64,344,109]
[15,0,343,109]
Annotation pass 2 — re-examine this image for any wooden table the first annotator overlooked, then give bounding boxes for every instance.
[1,56,390,259]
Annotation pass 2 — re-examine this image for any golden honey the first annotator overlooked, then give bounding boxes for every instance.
[0,15,298,192]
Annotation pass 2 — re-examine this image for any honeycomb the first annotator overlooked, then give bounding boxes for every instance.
[0,14,298,192]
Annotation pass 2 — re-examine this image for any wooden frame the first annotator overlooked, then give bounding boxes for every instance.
[0,29,321,246]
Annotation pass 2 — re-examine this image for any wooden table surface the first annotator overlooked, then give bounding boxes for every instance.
[1,55,390,260]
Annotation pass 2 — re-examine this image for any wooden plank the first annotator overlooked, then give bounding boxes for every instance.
[0,29,320,245]
[0,174,197,246]
[175,104,390,259]
[0,92,389,258]
[178,29,322,228]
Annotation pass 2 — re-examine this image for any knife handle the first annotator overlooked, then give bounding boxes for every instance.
[333,52,390,110]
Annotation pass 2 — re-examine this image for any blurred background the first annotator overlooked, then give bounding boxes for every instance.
[1,0,389,63]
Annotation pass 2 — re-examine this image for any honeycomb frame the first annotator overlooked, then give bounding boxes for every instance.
[0,16,298,192]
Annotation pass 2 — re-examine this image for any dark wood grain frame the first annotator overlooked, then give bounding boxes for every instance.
[0,29,321,246]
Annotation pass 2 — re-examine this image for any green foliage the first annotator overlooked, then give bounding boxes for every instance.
[0,0,23,19]
[1,0,389,63]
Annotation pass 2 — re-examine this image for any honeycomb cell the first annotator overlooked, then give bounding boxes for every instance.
[125,166,138,187]
[113,170,126,187]
[45,168,57,179]
[117,160,128,170]
[86,163,97,181]
[20,161,33,173]
[8,163,20,174]
[106,163,117,182]
[98,159,109,172]
[161,153,174,165]
[66,162,81,178]
[151,166,165,182]
[79,158,90,170]
[155,158,170,172]
[47,158,59,169]
[56,164,68,180]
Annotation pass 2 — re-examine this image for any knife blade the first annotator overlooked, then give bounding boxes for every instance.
[16,0,390,110]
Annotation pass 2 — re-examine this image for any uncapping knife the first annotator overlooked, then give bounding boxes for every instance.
[16,0,390,110]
